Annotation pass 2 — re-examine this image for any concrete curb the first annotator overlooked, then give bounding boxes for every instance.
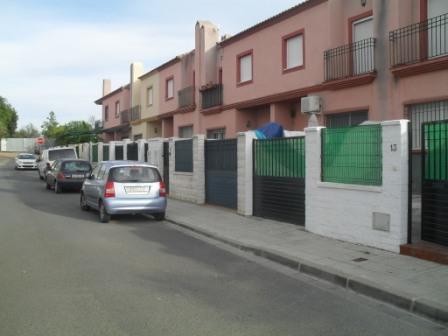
[166,216,448,325]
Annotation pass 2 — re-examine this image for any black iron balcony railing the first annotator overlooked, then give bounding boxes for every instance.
[130,105,141,122]
[178,86,195,108]
[324,38,376,82]
[389,12,448,67]
[201,84,223,109]
[120,109,130,124]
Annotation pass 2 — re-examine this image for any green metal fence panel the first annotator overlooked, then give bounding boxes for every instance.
[322,125,382,186]
[91,144,98,163]
[103,144,109,161]
[424,121,448,180]
[254,137,305,178]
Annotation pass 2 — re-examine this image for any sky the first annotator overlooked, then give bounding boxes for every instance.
[0,0,303,129]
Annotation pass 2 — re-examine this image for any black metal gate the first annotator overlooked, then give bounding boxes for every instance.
[253,137,305,225]
[421,120,448,246]
[127,142,138,161]
[205,139,237,209]
[144,143,148,162]
[115,144,124,160]
[163,142,170,193]
[103,144,109,161]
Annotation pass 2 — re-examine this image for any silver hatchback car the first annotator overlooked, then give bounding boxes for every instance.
[80,161,167,223]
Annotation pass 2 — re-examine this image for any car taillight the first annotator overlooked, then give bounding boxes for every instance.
[57,172,65,180]
[159,181,167,197]
[104,181,115,198]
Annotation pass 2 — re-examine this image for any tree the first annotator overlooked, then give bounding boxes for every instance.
[15,123,40,138]
[0,96,18,137]
[41,111,59,138]
[54,120,99,146]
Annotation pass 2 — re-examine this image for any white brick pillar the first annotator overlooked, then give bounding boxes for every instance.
[98,142,103,163]
[81,143,90,161]
[123,139,131,160]
[136,139,147,162]
[237,131,256,216]
[304,126,325,233]
[193,134,205,204]
[109,141,116,160]
[147,138,164,171]
[381,120,409,247]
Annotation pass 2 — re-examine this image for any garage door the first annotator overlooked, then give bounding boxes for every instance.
[253,136,305,225]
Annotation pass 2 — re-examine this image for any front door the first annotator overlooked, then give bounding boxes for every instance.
[205,139,237,209]
[352,16,373,75]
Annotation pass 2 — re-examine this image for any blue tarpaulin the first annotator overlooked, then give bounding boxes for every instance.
[255,122,284,139]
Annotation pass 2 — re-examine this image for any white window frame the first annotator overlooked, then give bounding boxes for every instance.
[238,52,253,84]
[166,78,174,99]
[284,33,304,70]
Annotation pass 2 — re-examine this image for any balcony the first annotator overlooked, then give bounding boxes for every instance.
[324,38,376,83]
[389,13,448,77]
[130,105,141,122]
[178,86,195,108]
[120,109,130,124]
[201,84,223,110]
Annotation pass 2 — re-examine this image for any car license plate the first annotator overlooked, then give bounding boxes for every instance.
[72,174,84,179]
[124,186,150,194]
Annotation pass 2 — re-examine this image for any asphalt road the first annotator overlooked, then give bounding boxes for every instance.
[0,157,447,336]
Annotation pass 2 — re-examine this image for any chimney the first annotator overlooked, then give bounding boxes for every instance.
[130,62,144,108]
[103,79,111,96]
[130,62,144,84]
[195,21,220,89]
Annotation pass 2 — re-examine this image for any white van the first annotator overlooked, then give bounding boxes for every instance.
[37,147,78,180]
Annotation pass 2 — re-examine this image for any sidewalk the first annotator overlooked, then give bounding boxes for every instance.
[166,198,448,323]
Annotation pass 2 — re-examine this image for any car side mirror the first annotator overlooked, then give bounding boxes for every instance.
[89,174,95,180]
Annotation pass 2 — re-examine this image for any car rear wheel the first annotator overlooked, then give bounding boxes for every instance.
[54,181,62,194]
[80,193,90,211]
[99,202,110,223]
[153,212,165,221]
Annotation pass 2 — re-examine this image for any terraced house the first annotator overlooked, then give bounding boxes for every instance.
[95,0,448,143]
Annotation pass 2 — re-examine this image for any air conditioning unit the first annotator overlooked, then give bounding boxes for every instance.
[301,96,322,114]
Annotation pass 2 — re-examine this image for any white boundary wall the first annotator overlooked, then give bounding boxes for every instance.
[1,138,36,152]
[169,135,205,204]
[147,138,164,171]
[305,120,409,252]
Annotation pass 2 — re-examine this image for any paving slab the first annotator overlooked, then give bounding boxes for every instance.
[166,198,448,324]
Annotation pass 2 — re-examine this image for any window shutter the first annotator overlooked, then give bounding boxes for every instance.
[240,55,252,82]
[286,35,303,69]
[148,87,153,105]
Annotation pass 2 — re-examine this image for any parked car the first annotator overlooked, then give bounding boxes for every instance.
[15,153,38,170]
[37,147,77,180]
[80,161,167,223]
[46,159,92,193]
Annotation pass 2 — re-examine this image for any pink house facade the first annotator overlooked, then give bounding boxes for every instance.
[96,0,448,142]
[95,80,131,141]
